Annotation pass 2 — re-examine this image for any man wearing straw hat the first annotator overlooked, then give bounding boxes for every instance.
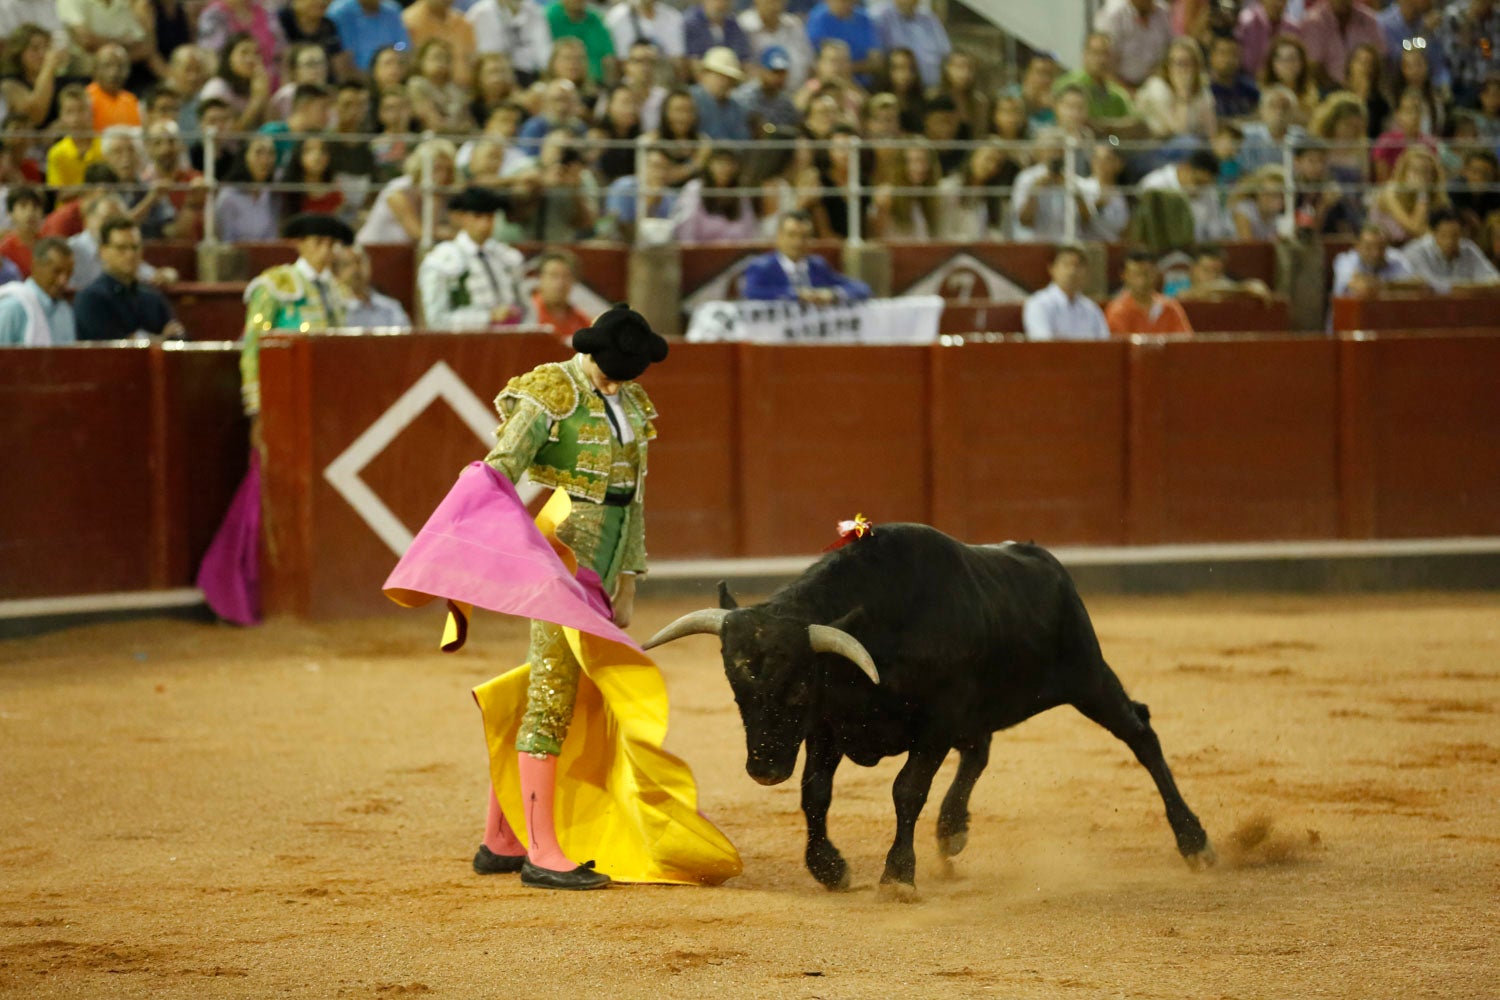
[692,46,752,141]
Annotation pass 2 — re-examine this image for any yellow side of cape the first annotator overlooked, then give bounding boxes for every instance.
[467,490,742,886]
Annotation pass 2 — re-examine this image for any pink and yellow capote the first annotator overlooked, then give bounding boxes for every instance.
[383,462,742,885]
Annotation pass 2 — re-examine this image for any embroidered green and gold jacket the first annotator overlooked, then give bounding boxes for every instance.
[239,262,347,415]
[483,355,658,592]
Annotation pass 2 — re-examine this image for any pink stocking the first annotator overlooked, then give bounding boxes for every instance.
[482,785,524,856]
[518,752,576,871]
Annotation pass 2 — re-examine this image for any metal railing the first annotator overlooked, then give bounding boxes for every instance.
[8,127,1497,251]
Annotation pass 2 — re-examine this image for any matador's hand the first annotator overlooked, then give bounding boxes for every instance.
[612,573,636,629]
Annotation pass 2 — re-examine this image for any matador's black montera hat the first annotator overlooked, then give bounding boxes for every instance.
[282,213,354,244]
[573,304,669,381]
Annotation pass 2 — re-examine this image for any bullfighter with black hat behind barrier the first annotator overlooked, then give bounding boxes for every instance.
[417,186,527,330]
[383,304,742,890]
[196,213,355,626]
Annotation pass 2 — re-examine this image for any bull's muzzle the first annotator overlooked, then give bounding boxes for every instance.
[746,760,794,786]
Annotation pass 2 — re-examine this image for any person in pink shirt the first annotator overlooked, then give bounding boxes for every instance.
[1372,87,1438,181]
[674,147,760,242]
[1236,0,1299,79]
[197,0,286,84]
[1297,0,1385,88]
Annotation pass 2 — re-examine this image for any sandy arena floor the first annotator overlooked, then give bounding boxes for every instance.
[1,592,1497,999]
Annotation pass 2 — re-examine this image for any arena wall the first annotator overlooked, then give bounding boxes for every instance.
[5,331,1497,617]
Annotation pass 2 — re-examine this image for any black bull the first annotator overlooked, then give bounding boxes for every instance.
[645,523,1215,897]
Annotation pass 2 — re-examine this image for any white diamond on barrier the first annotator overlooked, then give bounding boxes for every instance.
[323,361,540,557]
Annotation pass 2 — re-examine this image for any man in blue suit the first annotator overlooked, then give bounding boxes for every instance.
[740,211,871,303]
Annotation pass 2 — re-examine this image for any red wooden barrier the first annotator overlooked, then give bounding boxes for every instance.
[937,297,1291,336]
[0,346,158,597]
[143,240,199,281]
[1331,289,1500,331]
[929,342,1130,545]
[158,346,252,582]
[639,343,739,558]
[171,282,247,341]
[889,243,1056,297]
[735,345,932,556]
[938,301,1025,334]
[8,332,1499,613]
[1339,331,1500,538]
[1127,336,1341,543]
[258,332,572,618]
[0,344,243,599]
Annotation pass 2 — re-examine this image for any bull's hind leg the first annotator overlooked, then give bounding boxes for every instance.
[1071,664,1216,870]
[936,735,991,858]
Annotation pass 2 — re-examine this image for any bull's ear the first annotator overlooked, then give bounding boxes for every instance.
[716,581,738,610]
[827,607,866,632]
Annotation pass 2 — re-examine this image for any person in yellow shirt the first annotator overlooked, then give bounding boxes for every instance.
[44,85,102,191]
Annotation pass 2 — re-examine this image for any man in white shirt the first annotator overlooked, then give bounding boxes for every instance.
[1138,150,1231,242]
[1331,224,1419,297]
[58,0,148,53]
[466,0,552,82]
[605,0,686,65]
[1023,244,1110,341]
[337,244,413,329]
[1399,207,1500,294]
[1093,0,1174,88]
[418,186,527,330]
[1009,128,1097,243]
[0,240,77,346]
[737,0,814,89]
[0,0,67,42]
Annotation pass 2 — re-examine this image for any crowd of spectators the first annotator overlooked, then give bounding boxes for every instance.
[1,0,1499,337]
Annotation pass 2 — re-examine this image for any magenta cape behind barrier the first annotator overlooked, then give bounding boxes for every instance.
[382,462,633,648]
[197,451,262,626]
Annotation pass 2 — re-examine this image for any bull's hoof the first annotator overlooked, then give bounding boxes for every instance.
[937,830,968,858]
[1183,839,1217,871]
[878,878,919,903]
[808,852,850,891]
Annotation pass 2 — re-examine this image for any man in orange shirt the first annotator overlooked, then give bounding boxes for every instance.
[531,249,592,345]
[402,0,477,86]
[85,43,142,131]
[1105,248,1194,337]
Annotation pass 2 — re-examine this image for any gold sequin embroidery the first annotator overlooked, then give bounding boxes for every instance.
[515,620,581,755]
[495,363,578,422]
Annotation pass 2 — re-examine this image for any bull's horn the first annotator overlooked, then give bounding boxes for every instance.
[643,609,730,649]
[807,625,880,685]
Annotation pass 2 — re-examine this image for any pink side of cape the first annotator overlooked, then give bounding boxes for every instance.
[381,462,638,651]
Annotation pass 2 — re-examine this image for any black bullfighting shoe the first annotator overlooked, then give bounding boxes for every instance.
[520,859,612,890]
[472,844,526,875]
